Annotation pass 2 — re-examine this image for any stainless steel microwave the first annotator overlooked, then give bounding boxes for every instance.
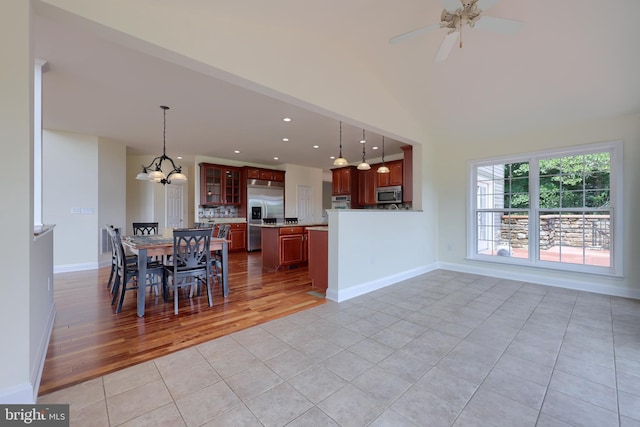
[376,186,402,204]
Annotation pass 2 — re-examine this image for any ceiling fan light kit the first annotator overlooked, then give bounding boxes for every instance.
[389,0,522,62]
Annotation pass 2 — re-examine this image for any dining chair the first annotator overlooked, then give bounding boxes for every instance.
[212,224,231,292]
[193,222,212,229]
[132,222,159,235]
[105,224,137,293]
[164,228,212,315]
[109,227,164,314]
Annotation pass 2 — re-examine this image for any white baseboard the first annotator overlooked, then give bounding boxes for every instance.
[30,303,56,402]
[326,263,439,302]
[54,262,99,274]
[0,305,56,404]
[0,383,35,404]
[438,261,640,300]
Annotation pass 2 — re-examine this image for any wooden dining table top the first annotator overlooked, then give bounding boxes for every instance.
[122,235,228,254]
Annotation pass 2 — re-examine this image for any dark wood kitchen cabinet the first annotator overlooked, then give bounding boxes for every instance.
[200,163,241,206]
[244,167,285,182]
[214,222,247,252]
[376,160,403,188]
[358,167,377,206]
[332,166,358,196]
[261,226,309,270]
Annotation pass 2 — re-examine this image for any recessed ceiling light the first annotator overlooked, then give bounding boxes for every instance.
[234,150,240,154]
[273,156,279,160]
[372,146,379,150]
[330,156,336,160]
[283,117,292,122]
[312,145,319,149]
[176,156,183,160]
[282,138,289,142]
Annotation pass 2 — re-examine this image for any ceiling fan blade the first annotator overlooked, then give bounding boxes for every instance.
[435,31,459,62]
[440,0,462,11]
[473,15,523,34]
[389,23,440,44]
[476,0,501,11]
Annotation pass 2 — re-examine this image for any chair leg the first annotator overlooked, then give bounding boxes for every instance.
[111,273,121,305]
[174,282,179,315]
[206,273,213,307]
[107,264,115,289]
[116,280,127,314]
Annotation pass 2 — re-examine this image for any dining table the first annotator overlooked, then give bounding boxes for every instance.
[121,234,229,317]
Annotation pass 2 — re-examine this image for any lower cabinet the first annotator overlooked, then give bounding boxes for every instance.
[228,223,247,252]
[213,222,246,252]
[307,229,328,291]
[261,226,308,270]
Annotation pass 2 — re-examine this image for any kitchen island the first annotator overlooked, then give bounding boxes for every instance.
[260,223,326,271]
[306,226,328,292]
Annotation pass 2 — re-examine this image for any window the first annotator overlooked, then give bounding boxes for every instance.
[468,141,622,276]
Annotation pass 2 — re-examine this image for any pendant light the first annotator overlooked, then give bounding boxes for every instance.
[377,136,390,174]
[357,129,371,170]
[333,121,348,166]
[136,106,187,185]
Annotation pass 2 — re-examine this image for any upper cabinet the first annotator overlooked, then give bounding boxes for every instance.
[332,166,358,196]
[358,167,377,206]
[356,145,413,205]
[376,160,403,188]
[245,167,285,182]
[200,163,242,206]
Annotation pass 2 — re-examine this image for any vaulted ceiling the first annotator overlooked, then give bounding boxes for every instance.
[34,0,640,171]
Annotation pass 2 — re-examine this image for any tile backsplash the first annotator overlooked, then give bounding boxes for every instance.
[198,206,238,219]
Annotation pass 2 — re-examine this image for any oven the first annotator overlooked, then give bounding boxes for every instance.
[331,195,351,209]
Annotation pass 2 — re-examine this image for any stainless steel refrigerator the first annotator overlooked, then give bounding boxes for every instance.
[247,179,285,251]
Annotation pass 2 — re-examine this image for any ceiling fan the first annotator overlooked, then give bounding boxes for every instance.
[389,0,522,62]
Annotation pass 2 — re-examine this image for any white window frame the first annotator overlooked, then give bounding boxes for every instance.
[467,140,623,277]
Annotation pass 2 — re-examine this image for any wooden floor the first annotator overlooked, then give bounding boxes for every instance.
[39,251,326,396]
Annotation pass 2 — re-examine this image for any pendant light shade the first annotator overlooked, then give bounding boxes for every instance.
[136,106,187,185]
[377,136,390,174]
[357,129,371,170]
[333,121,348,166]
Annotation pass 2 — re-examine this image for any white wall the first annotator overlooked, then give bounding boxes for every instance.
[437,113,640,297]
[42,131,128,271]
[98,138,126,265]
[43,130,99,269]
[0,0,37,403]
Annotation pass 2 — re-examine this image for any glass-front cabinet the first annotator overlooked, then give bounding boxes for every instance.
[200,163,241,206]
[224,168,241,204]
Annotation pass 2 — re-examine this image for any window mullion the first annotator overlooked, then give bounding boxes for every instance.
[529,158,540,262]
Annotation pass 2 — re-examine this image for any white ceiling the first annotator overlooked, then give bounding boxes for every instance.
[34,0,640,172]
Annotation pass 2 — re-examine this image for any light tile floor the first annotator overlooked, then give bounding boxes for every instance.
[38,270,640,427]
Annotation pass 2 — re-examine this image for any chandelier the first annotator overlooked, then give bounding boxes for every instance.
[136,106,187,185]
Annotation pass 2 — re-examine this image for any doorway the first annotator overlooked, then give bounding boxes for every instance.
[296,185,314,224]
[166,183,184,228]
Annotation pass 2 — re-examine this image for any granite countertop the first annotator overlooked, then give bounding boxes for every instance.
[201,217,247,224]
[306,226,328,231]
[256,222,327,228]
